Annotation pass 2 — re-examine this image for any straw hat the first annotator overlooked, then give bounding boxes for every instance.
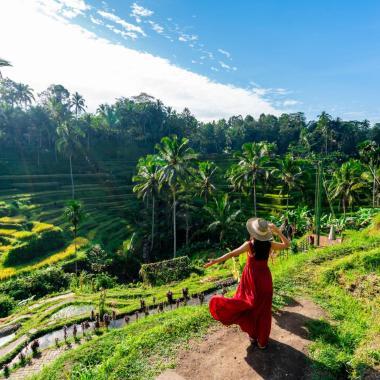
[246,218,273,241]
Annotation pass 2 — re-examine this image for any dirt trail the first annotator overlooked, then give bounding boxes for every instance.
[157,298,325,380]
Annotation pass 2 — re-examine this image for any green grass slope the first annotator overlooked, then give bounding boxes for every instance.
[28,216,380,380]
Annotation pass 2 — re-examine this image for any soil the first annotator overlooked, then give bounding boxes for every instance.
[157,298,326,380]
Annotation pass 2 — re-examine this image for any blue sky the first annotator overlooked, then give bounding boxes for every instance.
[1,0,379,122]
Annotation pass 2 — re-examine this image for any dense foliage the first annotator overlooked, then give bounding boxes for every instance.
[1,78,379,165]
[139,256,193,285]
[0,266,70,301]
[0,76,379,268]
[0,294,15,318]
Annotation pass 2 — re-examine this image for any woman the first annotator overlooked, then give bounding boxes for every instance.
[204,218,290,349]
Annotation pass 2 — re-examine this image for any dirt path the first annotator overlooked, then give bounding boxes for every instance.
[157,298,326,380]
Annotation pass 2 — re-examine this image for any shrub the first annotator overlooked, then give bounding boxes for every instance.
[0,267,70,300]
[94,273,117,290]
[4,227,65,265]
[139,256,192,286]
[0,294,15,317]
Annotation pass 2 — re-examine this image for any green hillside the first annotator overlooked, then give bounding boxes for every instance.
[11,216,377,380]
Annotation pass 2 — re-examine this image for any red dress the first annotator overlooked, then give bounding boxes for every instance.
[209,240,273,346]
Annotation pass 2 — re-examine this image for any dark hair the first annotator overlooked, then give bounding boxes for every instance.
[252,239,271,260]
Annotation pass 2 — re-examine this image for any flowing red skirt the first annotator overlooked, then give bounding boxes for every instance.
[209,251,273,347]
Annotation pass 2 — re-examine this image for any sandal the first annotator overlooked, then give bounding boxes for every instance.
[249,338,257,346]
[257,343,267,350]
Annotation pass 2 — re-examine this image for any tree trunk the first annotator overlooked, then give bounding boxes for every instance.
[173,189,177,258]
[74,226,77,274]
[286,186,290,210]
[185,211,189,246]
[253,179,257,217]
[151,195,155,253]
[342,198,346,217]
[373,174,376,208]
[69,155,75,199]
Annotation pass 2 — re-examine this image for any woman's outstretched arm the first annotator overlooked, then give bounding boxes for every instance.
[204,241,250,268]
[269,223,290,250]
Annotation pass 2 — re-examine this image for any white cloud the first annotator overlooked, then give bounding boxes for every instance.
[218,48,231,59]
[274,88,291,95]
[219,61,231,70]
[0,0,280,121]
[178,33,198,42]
[211,67,219,72]
[283,99,301,107]
[148,21,164,34]
[90,16,103,25]
[97,10,145,36]
[130,3,153,23]
[36,0,90,19]
[105,24,138,40]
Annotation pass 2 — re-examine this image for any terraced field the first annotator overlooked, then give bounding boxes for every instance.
[0,155,140,251]
[0,154,290,254]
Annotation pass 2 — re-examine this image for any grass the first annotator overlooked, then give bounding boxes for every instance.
[31,306,212,380]
[0,265,232,373]
[25,221,380,380]
[302,243,380,379]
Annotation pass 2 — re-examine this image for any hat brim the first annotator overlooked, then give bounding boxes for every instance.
[246,218,273,241]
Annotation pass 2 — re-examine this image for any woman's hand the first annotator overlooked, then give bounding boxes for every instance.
[204,259,217,268]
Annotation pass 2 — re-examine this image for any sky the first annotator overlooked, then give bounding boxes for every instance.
[1,0,379,122]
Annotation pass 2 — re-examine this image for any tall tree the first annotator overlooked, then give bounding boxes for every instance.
[133,154,161,256]
[64,200,85,273]
[14,83,34,109]
[70,92,86,119]
[194,161,218,203]
[228,142,273,216]
[274,154,302,209]
[0,58,11,79]
[329,160,365,215]
[204,193,241,245]
[56,122,83,198]
[359,140,380,207]
[317,111,332,155]
[156,136,197,258]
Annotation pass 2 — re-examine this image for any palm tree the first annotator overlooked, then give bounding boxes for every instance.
[228,142,272,216]
[133,155,161,255]
[56,122,83,199]
[0,58,11,79]
[64,200,85,273]
[155,136,197,258]
[70,92,86,119]
[329,160,365,216]
[204,193,241,245]
[274,154,302,209]
[194,161,217,203]
[14,83,34,109]
[359,140,380,208]
[317,112,332,155]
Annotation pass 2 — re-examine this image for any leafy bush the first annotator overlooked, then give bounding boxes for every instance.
[139,256,192,286]
[94,273,117,290]
[4,227,65,265]
[0,294,15,317]
[0,267,70,300]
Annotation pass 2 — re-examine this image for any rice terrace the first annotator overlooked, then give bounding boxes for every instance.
[0,1,379,379]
